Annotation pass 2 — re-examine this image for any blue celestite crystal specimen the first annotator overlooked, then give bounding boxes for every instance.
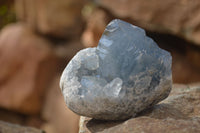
[60,19,172,120]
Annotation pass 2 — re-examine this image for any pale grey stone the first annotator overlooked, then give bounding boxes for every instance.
[60,19,172,120]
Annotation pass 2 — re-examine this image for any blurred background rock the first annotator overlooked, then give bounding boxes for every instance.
[0,0,199,133]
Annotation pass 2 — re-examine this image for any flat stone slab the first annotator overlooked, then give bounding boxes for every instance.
[79,84,200,133]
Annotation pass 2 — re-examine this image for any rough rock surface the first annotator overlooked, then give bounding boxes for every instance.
[0,23,57,114]
[79,84,200,133]
[60,19,172,120]
[96,0,200,45]
[0,120,43,133]
[15,0,85,38]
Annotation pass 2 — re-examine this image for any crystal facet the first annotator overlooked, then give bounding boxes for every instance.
[60,19,172,120]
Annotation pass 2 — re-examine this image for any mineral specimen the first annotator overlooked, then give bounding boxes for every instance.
[60,19,172,120]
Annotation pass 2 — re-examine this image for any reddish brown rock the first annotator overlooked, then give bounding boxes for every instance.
[41,75,79,133]
[163,84,200,117]
[96,0,200,45]
[15,0,85,38]
[0,23,57,114]
[79,84,200,133]
[80,117,200,133]
[0,120,43,133]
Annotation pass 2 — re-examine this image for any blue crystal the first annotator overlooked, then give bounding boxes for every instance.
[60,19,172,120]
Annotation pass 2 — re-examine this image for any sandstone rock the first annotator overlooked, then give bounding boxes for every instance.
[96,0,200,45]
[0,23,57,114]
[41,75,79,133]
[15,0,85,38]
[0,120,43,133]
[79,84,200,133]
[162,84,200,117]
[60,19,172,120]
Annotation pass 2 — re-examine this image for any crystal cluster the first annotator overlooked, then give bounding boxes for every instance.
[60,19,172,120]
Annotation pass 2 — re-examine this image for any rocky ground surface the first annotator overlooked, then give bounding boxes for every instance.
[79,83,200,133]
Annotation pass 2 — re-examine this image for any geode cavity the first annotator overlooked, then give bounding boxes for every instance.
[60,19,172,120]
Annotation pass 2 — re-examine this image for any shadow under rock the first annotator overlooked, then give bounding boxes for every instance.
[86,118,124,133]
